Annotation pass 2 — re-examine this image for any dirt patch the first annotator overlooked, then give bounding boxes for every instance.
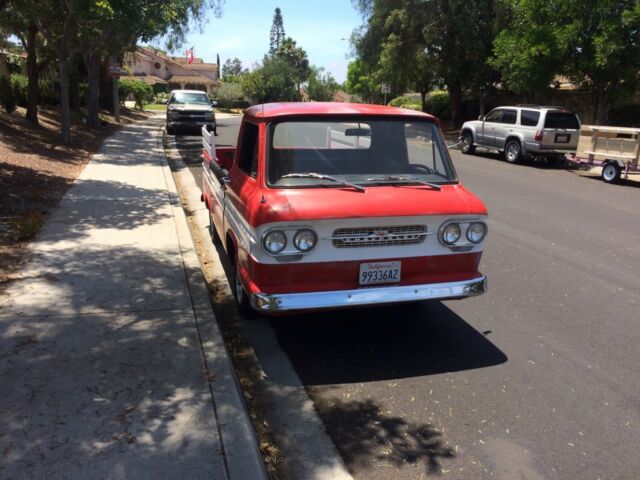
[0,106,151,292]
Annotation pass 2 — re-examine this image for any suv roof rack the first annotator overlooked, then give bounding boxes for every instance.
[516,104,541,108]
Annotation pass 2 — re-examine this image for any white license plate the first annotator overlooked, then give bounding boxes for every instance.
[359,261,401,286]
[555,133,570,143]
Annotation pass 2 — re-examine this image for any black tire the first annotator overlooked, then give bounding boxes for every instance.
[208,210,220,245]
[504,139,522,164]
[601,162,621,184]
[232,258,256,318]
[460,131,476,154]
[547,154,567,168]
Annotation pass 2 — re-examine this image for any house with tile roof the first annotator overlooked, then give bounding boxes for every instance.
[122,46,219,93]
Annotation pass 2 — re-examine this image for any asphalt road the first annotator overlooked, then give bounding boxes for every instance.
[174,118,640,480]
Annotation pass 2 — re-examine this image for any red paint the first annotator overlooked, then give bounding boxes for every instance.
[247,253,482,294]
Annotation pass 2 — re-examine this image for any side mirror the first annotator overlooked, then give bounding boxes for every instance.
[211,100,218,107]
[478,115,484,121]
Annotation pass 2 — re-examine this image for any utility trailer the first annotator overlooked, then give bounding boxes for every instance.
[566,125,640,183]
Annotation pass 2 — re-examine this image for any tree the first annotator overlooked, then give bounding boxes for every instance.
[491,0,565,100]
[269,7,285,54]
[0,3,50,125]
[344,59,379,103]
[222,57,244,81]
[306,66,339,101]
[352,0,497,125]
[276,37,309,93]
[241,56,298,103]
[556,0,640,124]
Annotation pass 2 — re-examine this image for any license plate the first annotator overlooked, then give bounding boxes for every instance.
[359,261,401,286]
[555,133,570,143]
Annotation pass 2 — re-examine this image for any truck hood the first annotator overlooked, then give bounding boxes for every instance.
[252,184,487,226]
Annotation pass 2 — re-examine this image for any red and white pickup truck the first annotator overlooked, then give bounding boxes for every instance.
[201,103,488,316]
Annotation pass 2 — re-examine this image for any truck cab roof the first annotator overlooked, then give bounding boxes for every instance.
[244,102,437,121]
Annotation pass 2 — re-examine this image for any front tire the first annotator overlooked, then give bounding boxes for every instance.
[232,258,256,318]
[601,162,621,184]
[460,131,476,154]
[504,139,522,164]
[208,211,220,245]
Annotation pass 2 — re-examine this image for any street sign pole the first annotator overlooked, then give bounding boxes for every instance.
[381,82,391,105]
[109,61,122,122]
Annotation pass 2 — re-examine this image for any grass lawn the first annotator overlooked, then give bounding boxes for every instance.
[144,104,167,111]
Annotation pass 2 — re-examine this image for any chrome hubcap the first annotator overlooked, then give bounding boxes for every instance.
[507,144,519,160]
[603,165,616,180]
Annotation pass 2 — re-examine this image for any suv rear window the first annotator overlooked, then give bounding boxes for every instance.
[544,112,580,129]
[520,110,540,127]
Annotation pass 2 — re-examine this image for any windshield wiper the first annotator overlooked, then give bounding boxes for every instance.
[281,173,366,192]
[364,175,442,191]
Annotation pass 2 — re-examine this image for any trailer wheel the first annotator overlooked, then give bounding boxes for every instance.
[601,162,621,184]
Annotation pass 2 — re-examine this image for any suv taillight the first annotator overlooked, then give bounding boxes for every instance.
[534,130,543,142]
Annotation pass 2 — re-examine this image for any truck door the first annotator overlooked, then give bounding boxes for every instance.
[493,108,517,149]
[480,109,502,147]
[224,122,259,253]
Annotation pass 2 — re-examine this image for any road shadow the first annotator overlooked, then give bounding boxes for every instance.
[466,149,570,170]
[269,301,507,385]
[315,397,454,475]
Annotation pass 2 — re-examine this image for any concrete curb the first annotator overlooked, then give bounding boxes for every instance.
[155,126,267,480]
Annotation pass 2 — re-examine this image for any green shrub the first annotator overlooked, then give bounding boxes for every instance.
[119,79,153,109]
[0,76,16,113]
[388,95,415,108]
[10,74,28,107]
[212,83,248,109]
[428,90,451,120]
[153,92,170,104]
[39,78,59,105]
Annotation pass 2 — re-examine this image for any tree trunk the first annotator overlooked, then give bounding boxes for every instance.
[596,83,614,126]
[449,82,463,127]
[25,24,39,125]
[59,59,71,144]
[85,50,101,127]
[420,89,427,112]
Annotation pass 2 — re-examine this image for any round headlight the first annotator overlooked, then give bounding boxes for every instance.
[466,222,487,244]
[293,229,317,252]
[441,223,461,245]
[263,230,287,254]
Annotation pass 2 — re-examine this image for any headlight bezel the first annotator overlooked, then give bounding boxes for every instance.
[439,219,487,248]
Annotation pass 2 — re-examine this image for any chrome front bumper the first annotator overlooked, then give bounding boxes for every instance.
[250,276,487,312]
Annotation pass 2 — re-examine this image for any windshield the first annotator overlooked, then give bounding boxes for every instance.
[267,117,457,188]
[169,92,210,105]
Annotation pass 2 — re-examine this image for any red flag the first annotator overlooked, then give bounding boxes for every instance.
[184,47,194,64]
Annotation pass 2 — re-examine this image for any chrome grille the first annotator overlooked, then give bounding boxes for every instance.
[332,225,427,248]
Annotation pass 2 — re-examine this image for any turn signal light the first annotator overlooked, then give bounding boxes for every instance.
[534,130,543,141]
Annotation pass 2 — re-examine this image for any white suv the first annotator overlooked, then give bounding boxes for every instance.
[459,105,581,164]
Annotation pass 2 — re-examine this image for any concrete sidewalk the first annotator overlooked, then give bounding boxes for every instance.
[0,117,265,479]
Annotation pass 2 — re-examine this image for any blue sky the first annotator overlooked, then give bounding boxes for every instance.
[149,1,363,83]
